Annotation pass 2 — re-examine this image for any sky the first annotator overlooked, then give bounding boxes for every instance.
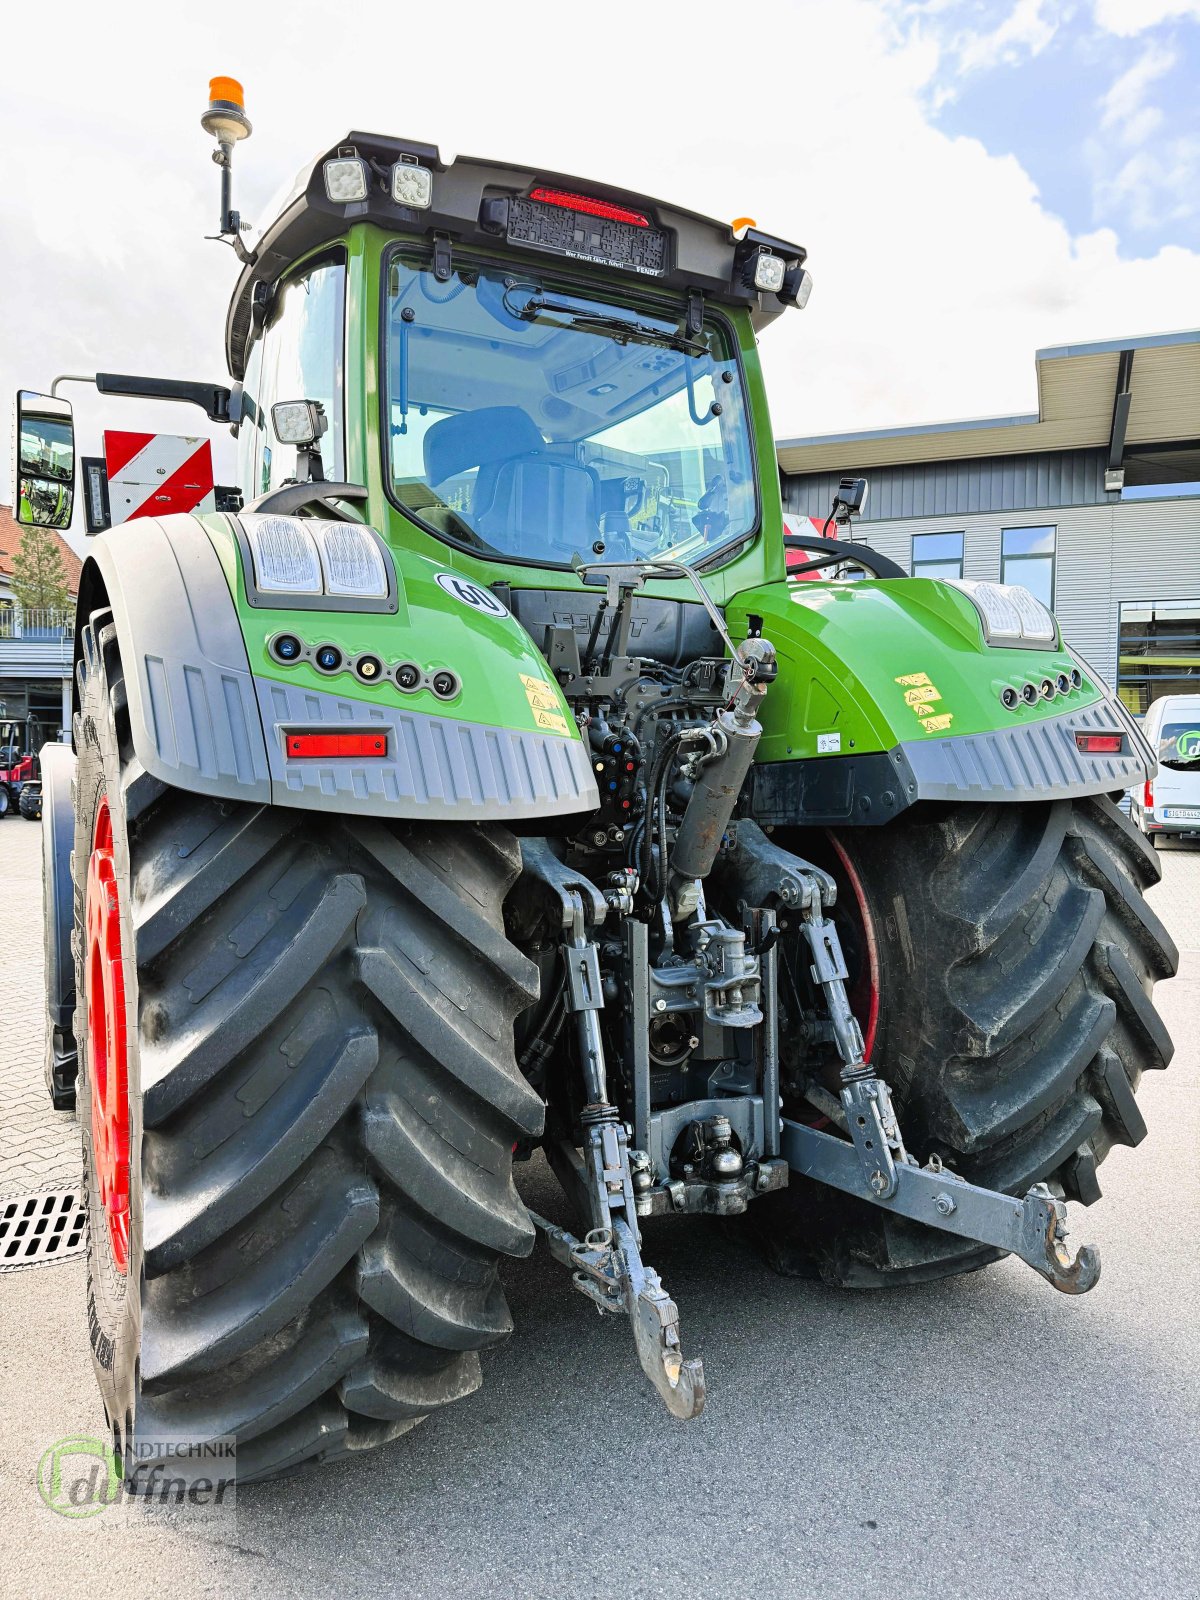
[2,0,1197,554]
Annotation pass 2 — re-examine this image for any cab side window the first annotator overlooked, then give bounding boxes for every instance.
[236,333,265,500]
[256,252,347,495]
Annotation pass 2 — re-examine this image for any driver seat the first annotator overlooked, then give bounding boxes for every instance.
[423,406,599,556]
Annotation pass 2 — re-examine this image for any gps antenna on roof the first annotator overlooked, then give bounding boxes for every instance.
[201,75,255,265]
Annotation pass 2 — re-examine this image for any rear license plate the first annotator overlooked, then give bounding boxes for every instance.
[507,197,668,277]
[1164,807,1200,819]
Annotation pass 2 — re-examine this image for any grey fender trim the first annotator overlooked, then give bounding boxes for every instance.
[748,690,1155,828]
[79,516,272,801]
[898,693,1155,803]
[255,675,600,820]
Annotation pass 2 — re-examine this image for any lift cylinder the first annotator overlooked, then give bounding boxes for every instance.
[670,708,762,884]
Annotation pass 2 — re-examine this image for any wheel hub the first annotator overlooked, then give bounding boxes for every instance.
[85,796,130,1274]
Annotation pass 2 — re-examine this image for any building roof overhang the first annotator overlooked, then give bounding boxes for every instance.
[777,327,1200,476]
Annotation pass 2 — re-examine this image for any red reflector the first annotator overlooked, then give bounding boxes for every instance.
[1075,733,1122,754]
[286,733,388,759]
[529,186,649,227]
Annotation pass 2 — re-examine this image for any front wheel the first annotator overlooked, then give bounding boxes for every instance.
[755,797,1178,1287]
[0,783,10,817]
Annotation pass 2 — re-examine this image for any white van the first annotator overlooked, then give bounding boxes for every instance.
[1130,691,1200,845]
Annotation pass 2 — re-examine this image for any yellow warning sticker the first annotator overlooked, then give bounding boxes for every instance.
[520,673,570,735]
[896,672,952,734]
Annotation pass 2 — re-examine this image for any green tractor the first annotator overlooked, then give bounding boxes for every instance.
[16,79,1175,1485]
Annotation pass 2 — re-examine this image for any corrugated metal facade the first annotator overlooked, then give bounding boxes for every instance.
[803,492,1200,690]
[782,449,1110,522]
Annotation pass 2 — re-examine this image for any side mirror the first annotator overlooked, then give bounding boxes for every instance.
[14,390,75,529]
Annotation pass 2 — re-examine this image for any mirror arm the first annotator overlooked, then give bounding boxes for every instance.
[50,374,97,398]
[95,374,232,424]
[47,372,232,424]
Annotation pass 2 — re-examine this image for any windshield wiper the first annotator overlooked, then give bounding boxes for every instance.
[506,290,708,358]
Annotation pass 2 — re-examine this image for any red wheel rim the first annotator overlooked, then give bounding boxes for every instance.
[85,797,130,1274]
[826,832,880,1064]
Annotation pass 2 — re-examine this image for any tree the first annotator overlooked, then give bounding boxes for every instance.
[10,525,70,617]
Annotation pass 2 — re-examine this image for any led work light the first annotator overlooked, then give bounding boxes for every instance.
[392,158,433,209]
[323,156,369,203]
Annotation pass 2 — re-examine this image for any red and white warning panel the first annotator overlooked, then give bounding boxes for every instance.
[103,431,215,523]
[783,513,838,580]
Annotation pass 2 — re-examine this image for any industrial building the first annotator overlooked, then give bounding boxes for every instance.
[0,505,80,741]
[778,329,1200,716]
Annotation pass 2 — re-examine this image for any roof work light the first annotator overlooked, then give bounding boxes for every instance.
[323,156,370,204]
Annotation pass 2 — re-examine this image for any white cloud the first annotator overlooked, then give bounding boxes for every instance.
[955,0,1059,72]
[1107,41,1177,150]
[1090,41,1198,232]
[1093,136,1200,230]
[1094,0,1200,35]
[2,0,1198,552]
[1100,43,1175,144]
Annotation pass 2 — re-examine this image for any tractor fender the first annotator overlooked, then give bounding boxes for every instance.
[40,741,77,1035]
[727,577,1156,826]
[74,514,599,823]
[74,514,272,803]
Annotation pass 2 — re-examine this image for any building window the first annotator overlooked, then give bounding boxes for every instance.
[1117,599,1200,716]
[1001,526,1055,609]
[911,531,963,580]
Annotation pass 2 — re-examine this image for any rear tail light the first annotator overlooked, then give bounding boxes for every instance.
[285,733,388,759]
[528,186,649,227]
[1074,733,1123,754]
[1144,780,1154,809]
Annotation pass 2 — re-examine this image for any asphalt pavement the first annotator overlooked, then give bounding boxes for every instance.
[1,819,1197,1600]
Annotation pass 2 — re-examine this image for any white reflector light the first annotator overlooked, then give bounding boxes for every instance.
[753,251,786,293]
[323,157,369,203]
[947,579,1057,647]
[244,515,323,594]
[392,161,433,209]
[310,522,389,598]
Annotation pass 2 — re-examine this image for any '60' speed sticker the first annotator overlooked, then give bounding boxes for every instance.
[435,572,509,618]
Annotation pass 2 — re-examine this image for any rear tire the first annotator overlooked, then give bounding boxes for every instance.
[74,613,543,1484]
[756,798,1177,1287]
[0,783,10,817]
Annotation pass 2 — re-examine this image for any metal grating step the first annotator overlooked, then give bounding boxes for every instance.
[0,1189,88,1270]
